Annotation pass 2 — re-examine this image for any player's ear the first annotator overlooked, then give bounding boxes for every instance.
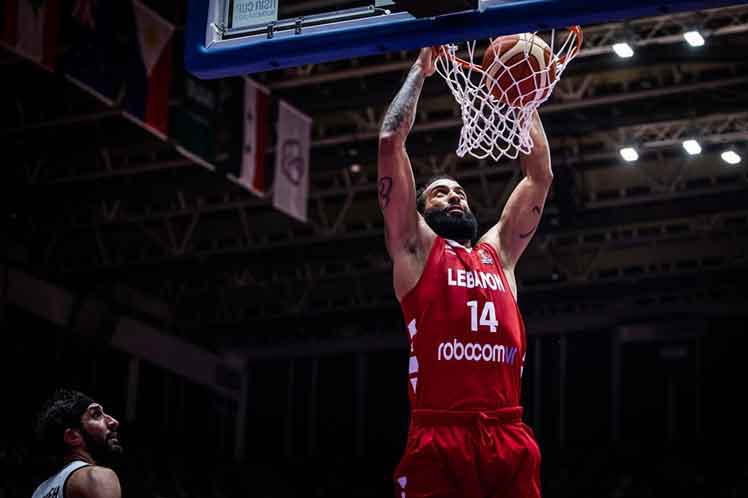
[63,427,83,448]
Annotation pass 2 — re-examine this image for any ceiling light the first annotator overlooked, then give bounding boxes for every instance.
[619,147,639,162]
[683,30,705,47]
[349,163,362,174]
[682,139,702,155]
[612,42,634,58]
[721,150,742,165]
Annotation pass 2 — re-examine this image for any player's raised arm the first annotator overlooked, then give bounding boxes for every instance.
[378,48,439,299]
[378,48,435,252]
[481,111,553,285]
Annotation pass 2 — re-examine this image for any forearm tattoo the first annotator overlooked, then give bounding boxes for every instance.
[381,67,426,138]
[519,206,542,239]
[379,177,393,209]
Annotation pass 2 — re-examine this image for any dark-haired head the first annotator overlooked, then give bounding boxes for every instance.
[35,389,122,463]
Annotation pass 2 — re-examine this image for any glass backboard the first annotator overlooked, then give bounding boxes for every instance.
[185,0,747,78]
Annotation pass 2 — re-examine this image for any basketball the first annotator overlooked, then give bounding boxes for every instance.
[481,33,556,107]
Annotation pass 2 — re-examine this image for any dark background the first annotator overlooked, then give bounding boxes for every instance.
[2,1,748,497]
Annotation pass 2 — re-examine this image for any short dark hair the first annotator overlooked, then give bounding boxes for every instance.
[35,389,95,456]
[415,174,459,214]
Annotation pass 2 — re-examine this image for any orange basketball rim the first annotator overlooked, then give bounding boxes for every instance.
[434,25,583,77]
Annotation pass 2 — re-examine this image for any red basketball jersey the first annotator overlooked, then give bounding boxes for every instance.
[400,237,526,410]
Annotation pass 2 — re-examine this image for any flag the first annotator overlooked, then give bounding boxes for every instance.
[171,73,219,165]
[1,0,60,70]
[273,100,311,222]
[122,0,174,137]
[63,0,128,105]
[237,77,271,196]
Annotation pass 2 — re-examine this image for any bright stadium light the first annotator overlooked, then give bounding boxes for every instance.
[613,42,634,58]
[682,139,702,155]
[619,147,639,162]
[683,30,705,47]
[721,149,742,165]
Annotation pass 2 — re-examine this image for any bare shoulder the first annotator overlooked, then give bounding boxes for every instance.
[477,225,501,259]
[391,217,437,301]
[66,466,121,498]
[478,233,519,299]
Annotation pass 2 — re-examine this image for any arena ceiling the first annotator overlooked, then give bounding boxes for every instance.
[3,3,748,353]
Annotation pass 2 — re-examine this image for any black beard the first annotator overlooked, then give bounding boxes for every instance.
[80,427,123,465]
[423,207,479,243]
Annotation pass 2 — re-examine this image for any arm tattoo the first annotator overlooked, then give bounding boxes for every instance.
[519,227,537,239]
[519,206,542,239]
[381,67,426,138]
[378,177,393,209]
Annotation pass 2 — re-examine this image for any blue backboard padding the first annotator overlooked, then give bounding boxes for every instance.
[186,0,747,79]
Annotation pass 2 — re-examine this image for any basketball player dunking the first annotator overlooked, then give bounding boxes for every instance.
[32,389,123,498]
[378,48,552,498]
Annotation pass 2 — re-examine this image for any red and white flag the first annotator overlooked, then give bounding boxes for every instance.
[239,77,271,196]
[1,0,60,71]
[123,0,174,136]
[273,100,311,222]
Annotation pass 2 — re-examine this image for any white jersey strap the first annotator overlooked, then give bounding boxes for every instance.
[31,460,91,498]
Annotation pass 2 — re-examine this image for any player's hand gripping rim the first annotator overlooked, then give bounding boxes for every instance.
[415,47,439,77]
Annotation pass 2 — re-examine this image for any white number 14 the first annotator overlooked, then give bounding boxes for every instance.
[466,300,498,333]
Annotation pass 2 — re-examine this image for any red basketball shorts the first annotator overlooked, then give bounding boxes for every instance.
[393,407,541,498]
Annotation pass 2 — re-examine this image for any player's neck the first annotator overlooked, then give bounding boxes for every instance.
[447,238,472,248]
[64,448,95,466]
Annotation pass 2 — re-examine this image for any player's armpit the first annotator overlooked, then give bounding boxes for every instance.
[496,176,551,269]
[66,466,122,498]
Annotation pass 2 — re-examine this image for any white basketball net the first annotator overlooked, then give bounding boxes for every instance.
[434,27,582,161]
